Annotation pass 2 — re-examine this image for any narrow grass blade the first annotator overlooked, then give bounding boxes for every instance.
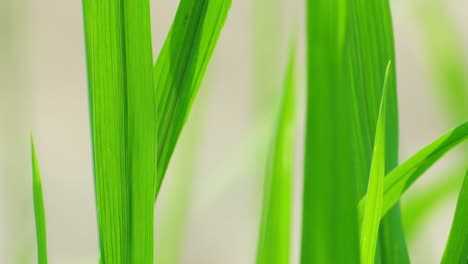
[154,0,232,198]
[82,0,156,263]
[256,42,296,264]
[359,121,468,220]
[30,137,48,264]
[83,2,129,262]
[402,168,465,239]
[441,170,468,263]
[360,62,391,264]
[123,1,157,263]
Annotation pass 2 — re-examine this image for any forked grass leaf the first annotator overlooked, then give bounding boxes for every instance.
[154,0,232,198]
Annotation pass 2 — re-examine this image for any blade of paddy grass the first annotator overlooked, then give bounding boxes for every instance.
[360,62,391,264]
[441,169,468,264]
[402,168,465,240]
[347,1,409,262]
[302,0,408,262]
[30,137,48,264]
[302,1,360,262]
[82,0,156,263]
[256,42,296,264]
[154,0,231,198]
[123,1,157,263]
[359,121,468,221]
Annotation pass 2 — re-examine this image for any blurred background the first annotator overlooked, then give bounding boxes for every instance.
[0,0,467,263]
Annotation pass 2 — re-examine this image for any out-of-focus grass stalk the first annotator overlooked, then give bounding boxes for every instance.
[402,0,468,242]
[0,0,32,263]
[156,84,210,264]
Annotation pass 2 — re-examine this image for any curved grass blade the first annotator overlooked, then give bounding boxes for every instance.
[441,170,468,264]
[154,0,232,198]
[359,121,468,220]
[360,62,391,264]
[82,0,156,262]
[30,137,48,264]
[256,42,296,264]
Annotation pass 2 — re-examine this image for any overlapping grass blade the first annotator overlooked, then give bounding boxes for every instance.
[256,43,296,264]
[360,62,391,264]
[154,0,232,197]
[82,0,156,263]
[30,137,48,264]
[359,121,468,220]
[302,0,408,262]
[441,170,468,263]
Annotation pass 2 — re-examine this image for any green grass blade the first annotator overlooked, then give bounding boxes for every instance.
[441,170,468,264]
[359,121,468,220]
[302,0,408,262]
[402,168,465,240]
[123,0,157,263]
[360,62,391,264]
[83,1,130,262]
[82,0,156,263]
[256,42,296,264]
[154,0,231,198]
[30,137,48,264]
[302,1,360,262]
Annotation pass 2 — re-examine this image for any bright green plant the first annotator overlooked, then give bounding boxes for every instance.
[26,0,468,263]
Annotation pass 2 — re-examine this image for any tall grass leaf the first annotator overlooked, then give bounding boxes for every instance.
[302,1,360,262]
[30,137,48,264]
[402,168,465,239]
[360,62,391,264]
[302,0,408,262]
[347,1,410,262]
[123,1,157,263]
[441,170,468,264]
[82,0,156,263]
[154,0,231,198]
[256,42,296,264]
[359,121,468,220]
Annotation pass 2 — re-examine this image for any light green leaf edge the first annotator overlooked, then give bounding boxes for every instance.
[256,40,296,264]
[30,137,48,264]
[154,0,232,198]
[359,121,468,220]
[360,62,391,264]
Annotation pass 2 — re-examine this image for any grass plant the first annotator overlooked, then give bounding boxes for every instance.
[25,1,468,263]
